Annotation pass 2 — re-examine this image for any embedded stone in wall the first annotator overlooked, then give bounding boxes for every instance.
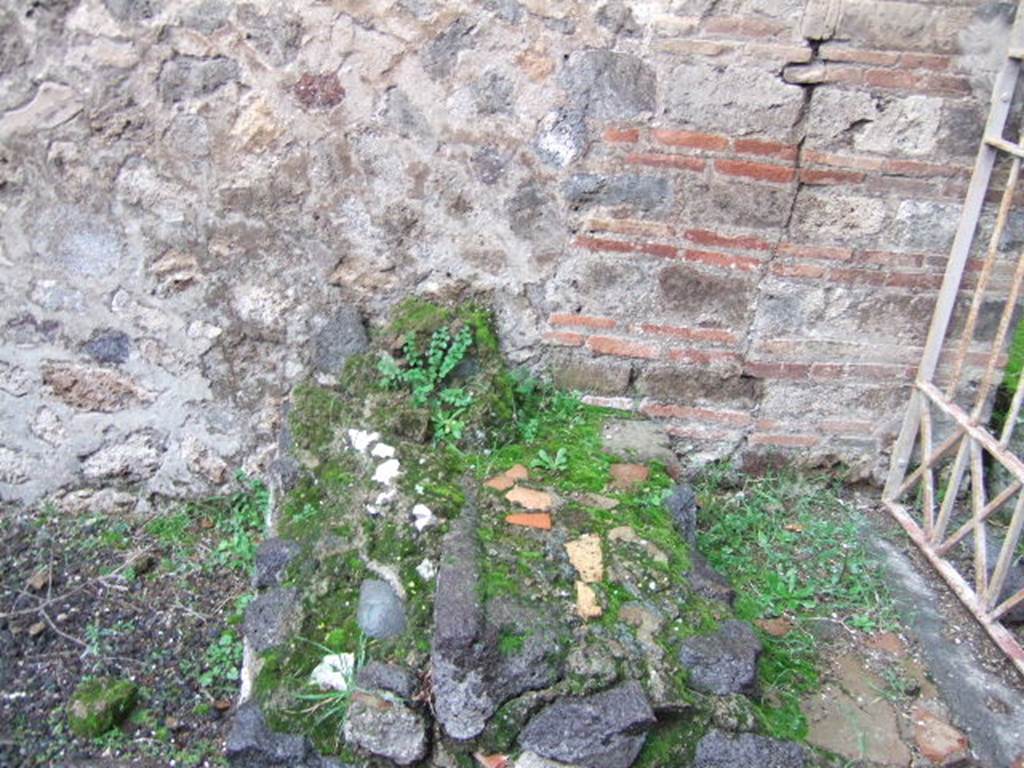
[422,17,475,80]
[662,63,804,139]
[81,430,165,482]
[561,49,656,120]
[534,108,587,168]
[43,363,153,412]
[236,4,303,66]
[157,55,239,103]
[564,174,670,212]
[293,72,346,110]
[0,445,31,485]
[82,329,132,366]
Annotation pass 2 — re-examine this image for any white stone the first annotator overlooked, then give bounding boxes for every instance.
[310,653,355,691]
[371,442,395,459]
[416,559,437,581]
[373,458,401,485]
[348,429,380,454]
[0,83,82,136]
[411,503,435,531]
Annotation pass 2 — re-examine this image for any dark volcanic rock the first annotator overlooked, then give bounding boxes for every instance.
[688,552,736,607]
[82,329,132,365]
[252,538,300,590]
[665,483,698,547]
[679,620,762,695]
[243,587,300,653]
[356,661,418,699]
[311,306,368,375]
[227,702,336,767]
[356,579,407,639]
[519,680,656,768]
[343,691,427,766]
[694,728,807,768]
[561,50,656,120]
[564,174,670,212]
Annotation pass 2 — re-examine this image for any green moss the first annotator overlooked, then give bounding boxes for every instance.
[67,678,138,738]
[633,712,709,768]
[498,628,526,656]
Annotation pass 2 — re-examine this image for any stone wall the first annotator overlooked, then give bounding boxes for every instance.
[0,0,1017,507]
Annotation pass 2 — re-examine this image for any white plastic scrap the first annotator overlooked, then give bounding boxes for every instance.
[416,558,437,581]
[310,653,355,692]
[411,503,436,532]
[373,458,401,485]
[348,429,380,454]
[371,442,396,459]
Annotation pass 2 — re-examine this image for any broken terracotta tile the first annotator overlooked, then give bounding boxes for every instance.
[565,534,603,583]
[505,464,529,482]
[484,473,515,491]
[609,463,650,490]
[506,486,553,511]
[756,617,794,637]
[474,753,509,768]
[913,706,969,766]
[582,492,619,510]
[506,513,552,530]
[576,581,602,619]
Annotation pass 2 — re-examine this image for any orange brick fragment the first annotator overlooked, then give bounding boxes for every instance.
[484,474,515,491]
[610,463,650,489]
[505,464,529,482]
[506,486,553,511]
[506,513,552,530]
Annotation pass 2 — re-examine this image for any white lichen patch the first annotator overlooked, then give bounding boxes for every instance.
[348,429,380,454]
[411,503,436,532]
[371,442,396,459]
[373,458,401,485]
[310,653,355,691]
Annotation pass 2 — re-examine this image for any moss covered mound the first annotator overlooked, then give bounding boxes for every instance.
[240,299,806,767]
[67,677,137,738]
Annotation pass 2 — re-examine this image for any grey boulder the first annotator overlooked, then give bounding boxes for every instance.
[252,538,300,590]
[357,579,407,639]
[343,691,427,766]
[679,620,762,695]
[227,702,338,768]
[243,587,301,653]
[520,680,655,768]
[356,661,418,699]
[694,728,807,768]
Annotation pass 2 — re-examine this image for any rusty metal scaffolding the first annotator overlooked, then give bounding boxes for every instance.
[883,6,1024,676]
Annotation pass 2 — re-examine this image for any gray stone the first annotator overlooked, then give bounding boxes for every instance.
[244,587,301,653]
[181,0,230,35]
[253,538,301,590]
[694,729,807,768]
[564,174,670,212]
[383,87,432,140]
[484,0,522,23]
[596,1,641,36]
[422,18,475,80]
[679,620,762,695]
[507,181,560,242]
[471,147,508,185]
[520,680,655,768]
[81,430,164,481]
[688,553,736,607]
[103,0,159,22]
[227,701,331,768]
[473,70,514,115]
[662,62,804,139]
[158,55,239,103]
[534,108,588,168]
[356,661,418,699]
[357,579,407,639]
[82,329,132,365]
[236,5,303,66]
[665,484,698,547]
[561,50,655,120]
[311,306,368,375]
[343,691,427,766]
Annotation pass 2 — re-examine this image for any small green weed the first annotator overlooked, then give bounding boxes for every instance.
[197,630,243,695]
[531,447,568,473]
[292,632,369,750]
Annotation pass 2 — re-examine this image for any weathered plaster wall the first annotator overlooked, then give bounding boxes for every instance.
[0,0,1017,507]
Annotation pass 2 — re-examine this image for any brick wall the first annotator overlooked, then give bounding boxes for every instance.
[541,0,1018,480]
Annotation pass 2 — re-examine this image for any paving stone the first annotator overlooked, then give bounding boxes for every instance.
[506,487,553,511]
[343,691,427,766]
